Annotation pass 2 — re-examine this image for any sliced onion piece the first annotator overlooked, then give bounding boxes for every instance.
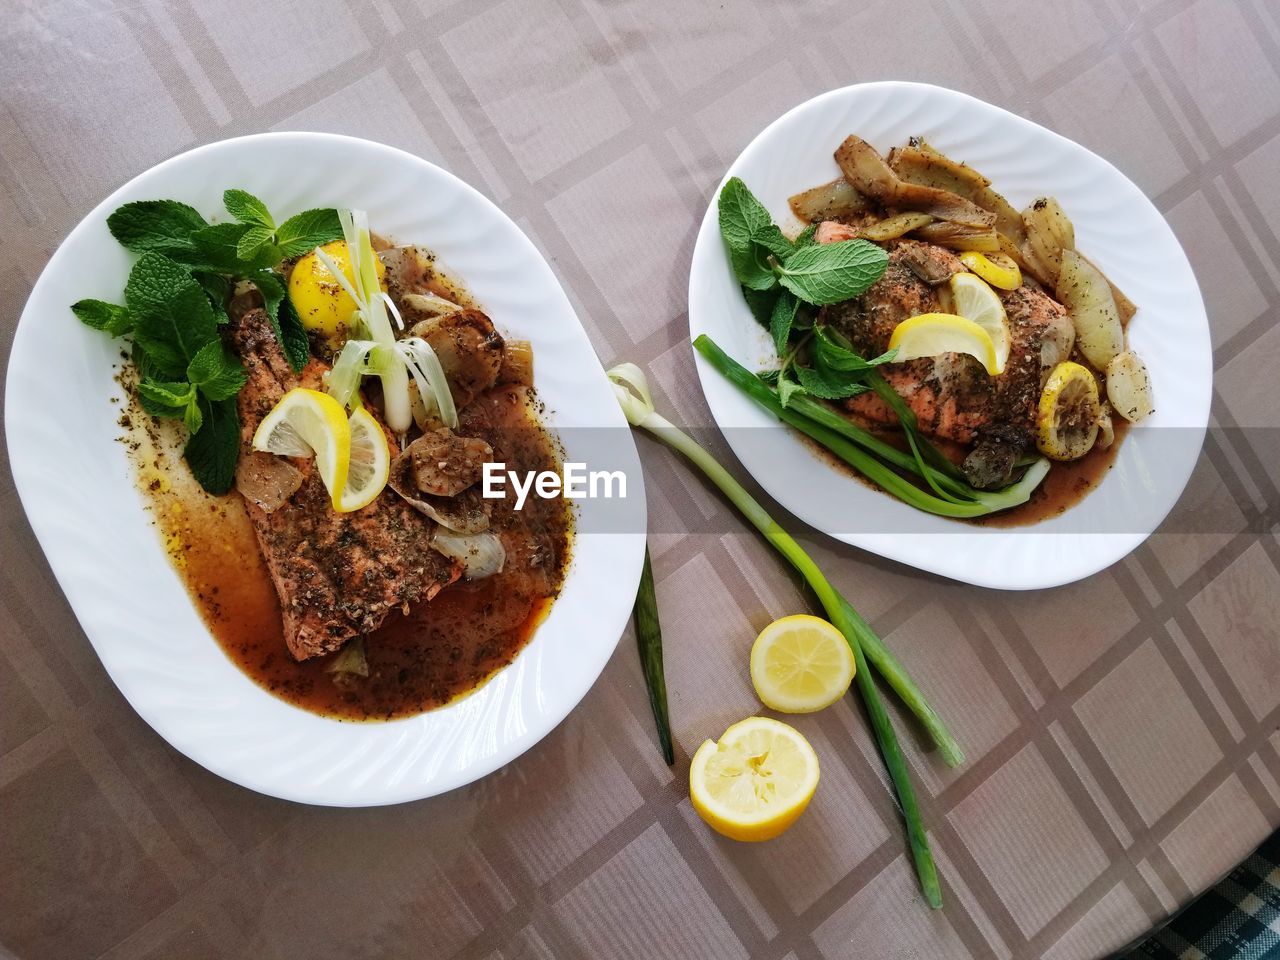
[396,336,458,429]
[1106,351,1154,423]
[325,338,378,409]
[432,529,506,579]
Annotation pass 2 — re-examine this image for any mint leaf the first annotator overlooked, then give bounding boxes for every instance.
[183,397,204,435]
[791,224,818,250]
[777,375,804,408]
[107,200,207,257]
[776,239,888,306]
[719,178,784,290]
[184,396,240,495]
[752,222,792,261]
[193,271,230,308]
[253,270,286,324]
[72,299,132,336]
[236,225,276,261]
[249,271,306,372]
[191,222,279,272]
[223,189,274,229]
[136,378,194,419]
[734,244,777,291]
[741,286,778,328]
[813,325,897,372]
[769,290,798,355]
[276,208,343,258]
[276,292,311,372]
[795,365,869,399]
[187,340,247,401]
[125,253,218,377]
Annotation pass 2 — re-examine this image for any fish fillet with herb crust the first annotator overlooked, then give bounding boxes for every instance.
[227,299,459,661]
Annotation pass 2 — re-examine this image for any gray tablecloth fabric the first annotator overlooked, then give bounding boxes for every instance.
[3,1,1279,958]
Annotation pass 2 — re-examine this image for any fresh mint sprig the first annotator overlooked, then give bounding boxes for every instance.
[717,176,892,409]
[73,190,342,495]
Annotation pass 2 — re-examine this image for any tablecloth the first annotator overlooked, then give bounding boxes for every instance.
[3,1,1280,958]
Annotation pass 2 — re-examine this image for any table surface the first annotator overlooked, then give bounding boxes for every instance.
[4,1,1280,958]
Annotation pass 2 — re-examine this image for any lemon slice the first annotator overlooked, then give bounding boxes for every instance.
[949,273,1011,373]
[690,717,819,842]
[750,615,855,713]
[252,388,351,510]
[888,312,1001,376]
[1036,361,1101,460]
[339,407,391,512]
[959,251,1022,290]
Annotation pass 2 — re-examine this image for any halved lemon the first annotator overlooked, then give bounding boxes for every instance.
[888,312,1002,376]
[750,615,855,713]
[252,387,351,510]
[959,251,1022,290]
[690,717,819,842]
[949,273,1011,373]
[1036,361,1101,460]
[339,407,391,512]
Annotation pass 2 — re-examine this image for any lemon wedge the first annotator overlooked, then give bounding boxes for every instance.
[959,251,1022,290]
[1036,361,1101,460]
[887,312,1002,376]
[252,388,351,510]
[339,407,391,512]
[949,273,1011,373]
[690,717,819,842]
[750,615,855,713]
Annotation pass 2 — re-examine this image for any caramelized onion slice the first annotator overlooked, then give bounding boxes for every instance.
[788,177,869,223]
[859,211,934,241]
[912,220,1002,252]
[235,451,303,513]
[432,529,505,579]
[891,143,1024,243]
[834,135,995,229]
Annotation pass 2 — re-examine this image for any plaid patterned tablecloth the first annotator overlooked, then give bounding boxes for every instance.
[1114,829,1280,959]
[3,1,1280,959]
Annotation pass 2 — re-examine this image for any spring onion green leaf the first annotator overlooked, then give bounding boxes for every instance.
[608,361,949,907]
[632,545,674,765]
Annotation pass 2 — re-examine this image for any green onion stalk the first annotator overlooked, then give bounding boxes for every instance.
[632,546,675,765]
[694,335,1049,518]
[608,362,957,909]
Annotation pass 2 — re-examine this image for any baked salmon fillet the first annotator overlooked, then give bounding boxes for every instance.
[228,304,459,660]
[821,239,1074,487]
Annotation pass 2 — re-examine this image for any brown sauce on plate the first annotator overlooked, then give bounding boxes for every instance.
[123,395,570,722]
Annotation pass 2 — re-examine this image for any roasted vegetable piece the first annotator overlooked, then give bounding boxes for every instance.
[1021,197,1075,285]
[1106,351,1154,422]
[859,211,934,241]
[1057,250,1124,369]
[788,177,870,223]
[834,136,995,229]
[912,220,1002,252]
[497,339,535,386]
[890,141,1026,244]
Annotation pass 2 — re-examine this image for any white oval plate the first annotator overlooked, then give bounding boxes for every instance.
[688,82,1211,590]
[6,133,646,805]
